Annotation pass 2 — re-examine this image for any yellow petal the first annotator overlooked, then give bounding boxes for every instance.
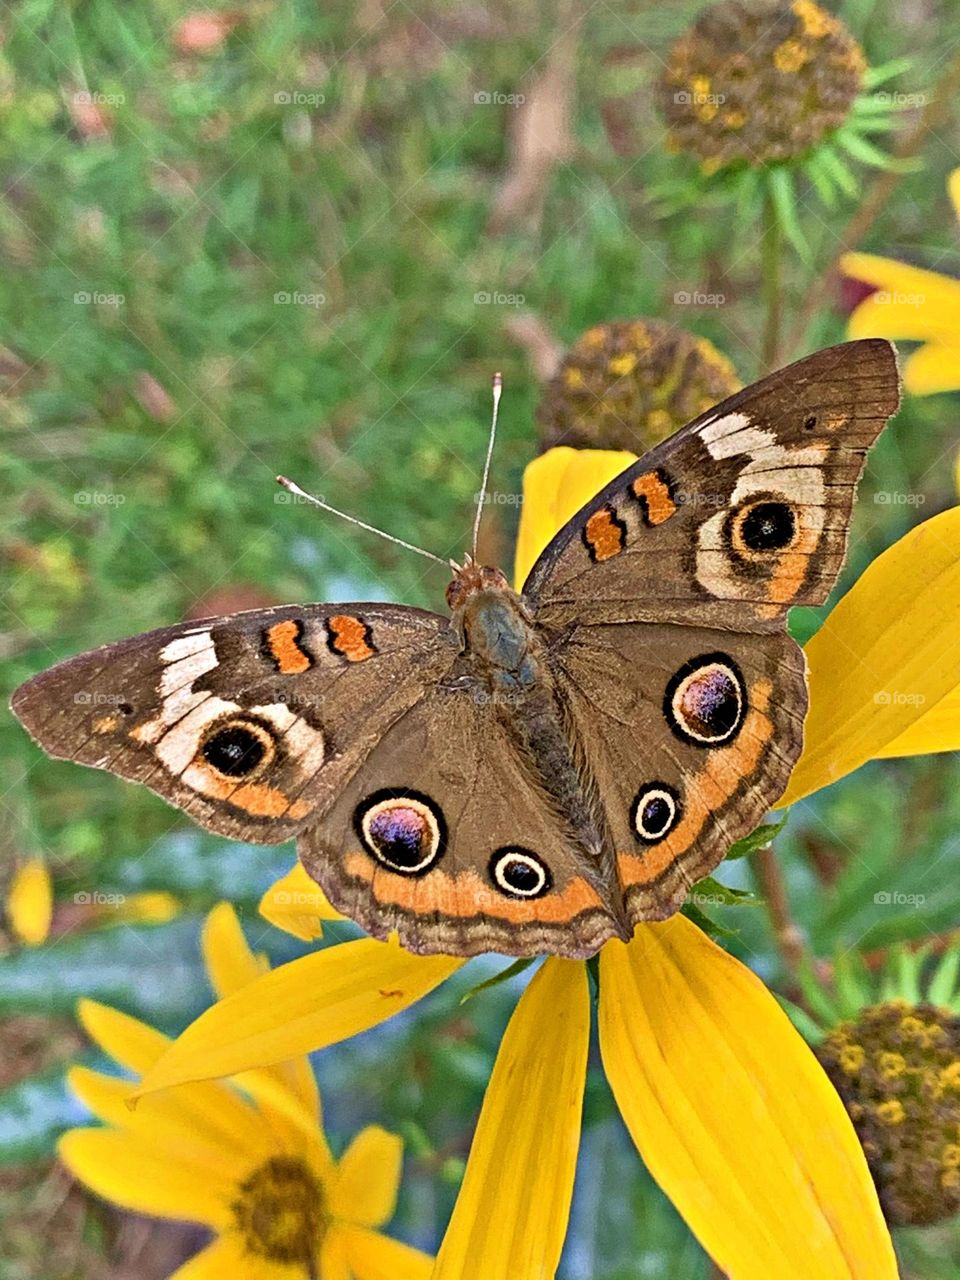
[259,861,345,942]
[168,1237,251,1280]
[138,939,463,1095]
[7,857,53,946]
[514,447,637,588]
[847,293,960,345]
[341,1225,434,1280]
[67,1065,273,1160]
[599,919,896,1279]
[781,506,960,805]
[902,343,960,396]
[949,167,960,223]
[320,1228,353,1280]
[433,958,589,1280]
[841,251,960,314]
[78,998,170,1074]
[330,1126,403,1228]
[202,902,269,999]
[203,903,322,1121]
[58,1128,233,1228]
[874,683,960,757]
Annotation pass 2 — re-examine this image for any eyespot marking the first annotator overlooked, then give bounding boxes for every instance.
[264,618,313,674]
[630,467,677,526]
[326,614,377,663]
[354,789,446,876]
[582,505,627,562]
[665,653,746,747]
[201,720,274,778]
[489,847,552,899]
[730,499,798,555]
[631,783,682,844]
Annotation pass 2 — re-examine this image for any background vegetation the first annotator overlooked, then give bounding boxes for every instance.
[1,0,959,1275]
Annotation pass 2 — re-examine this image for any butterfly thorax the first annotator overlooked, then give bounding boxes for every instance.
[446,560,618,910]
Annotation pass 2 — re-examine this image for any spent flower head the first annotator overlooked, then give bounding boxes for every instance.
[796,944,960,1227]
[536,319,740,454]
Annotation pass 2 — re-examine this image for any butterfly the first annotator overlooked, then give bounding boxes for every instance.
[11,339,900,958]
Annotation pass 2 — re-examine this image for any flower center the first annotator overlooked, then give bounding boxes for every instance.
[232,1156,328,1266]
[816,1000,960,1226]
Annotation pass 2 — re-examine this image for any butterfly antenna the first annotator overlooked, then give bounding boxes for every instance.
[472,370,502,559]
[275,476,454,569]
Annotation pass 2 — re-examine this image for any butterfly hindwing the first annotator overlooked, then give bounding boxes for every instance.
[298,678,626,958]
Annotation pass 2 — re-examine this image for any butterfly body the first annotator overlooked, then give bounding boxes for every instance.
[11,340,901,958]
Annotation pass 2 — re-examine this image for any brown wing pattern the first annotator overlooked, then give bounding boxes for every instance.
[550,621,807,927]
[298,677,625,958]
[525,340,900,632]
[12,603,454,843]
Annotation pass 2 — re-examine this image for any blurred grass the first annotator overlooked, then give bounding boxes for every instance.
[2,0,960,1276]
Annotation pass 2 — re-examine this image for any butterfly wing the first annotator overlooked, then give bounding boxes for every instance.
[12,603,455,844]
[297,675,625,958]
[550,620,806,925]
[525,340,900,630]
[527,339,900,921]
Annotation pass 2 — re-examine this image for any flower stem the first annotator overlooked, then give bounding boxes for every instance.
[761,189,782,372]
[752,843,807,979]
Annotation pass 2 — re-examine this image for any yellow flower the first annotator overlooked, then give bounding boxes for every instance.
[6,857,53,945]
[60,903,432,1280]
[842,168,960,395]
[132,446,960,1280]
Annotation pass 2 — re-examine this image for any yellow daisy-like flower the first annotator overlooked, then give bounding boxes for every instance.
[132,451,960,1279]
[843,168,960,395]
[60,903,432,1280]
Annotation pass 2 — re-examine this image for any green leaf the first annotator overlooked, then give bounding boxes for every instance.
[837,130,903,172]
[726,814,789,860]
[681,901,736,939]
[458,956,536,1006]
[863,57,915,88]
[817,145,860,197]
[690,875,759,908]
[776,995,826,1045]
[766,166,811,263]
[928,948,960,1009]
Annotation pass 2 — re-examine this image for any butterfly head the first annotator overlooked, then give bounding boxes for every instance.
[445,555,511,612]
